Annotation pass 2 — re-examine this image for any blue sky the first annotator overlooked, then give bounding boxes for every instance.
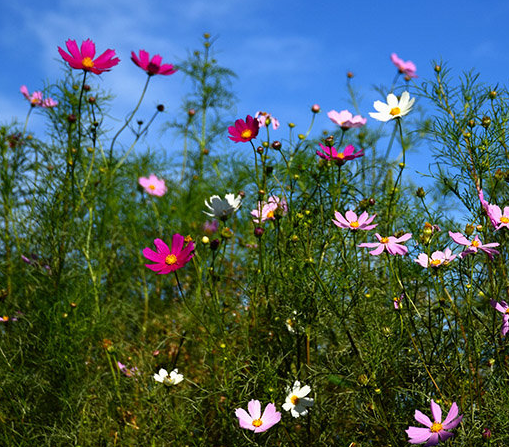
[1,0,508,184]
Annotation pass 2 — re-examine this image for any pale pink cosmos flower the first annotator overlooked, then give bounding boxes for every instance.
[478,189,509,230]
[251,195,288,223]
[255,111,280,130]
[358,233,412,256]
[316,143,364,165]
[448,231,500,259]
[414,249,456,268]
[327,109,367,130]
[406,400,463,445]
[391,53,418,78]
[332,210,377,231]
[138,174,167,197]
[490,300,509,336]
[235,399,281,433]
[20,86,58,108]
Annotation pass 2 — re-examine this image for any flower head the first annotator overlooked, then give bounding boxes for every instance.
[255,111,280,130]
[327,109,367,129]
[131,50,177,76]
[414,249,456,268]
[20,86,58,108]
[448,231,500,259]
[203,219,219,235]
[478,189,509,230]
[358,233,412,256]
[143,234,195,274]
[251,195,287,223]
[228,115,259,142]
[369,91,414,122]
[58,39,120,74]
[204,194,242,220]
[391,53,418,78]
[490,300,509,336]
[406,400,463,446]
[117,361,139,377]
[333,210,377,231]
[138,174,167,197]
[316,143,364,165]
[282,381,314,418]
[153,368,184,385]
[235,400,281,433]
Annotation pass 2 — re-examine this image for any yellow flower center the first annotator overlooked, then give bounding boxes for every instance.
[148,184,156,190]
[380,237,389,244]
[266,210,275,219]
[501,216,509,223]
[430,259,442,266]
[241,129,253,139]
[82,57,94,69]
[430,421,443,433]
[252,418,263,427]
[290,395,300,405]
[165,254,177,265]
[31,98,39,104]
[338,152,345,159]
[2,316,8,322]
[350,221,359,228]
[389,107,401,116]
[505,308,509,314]
[471,240,480,247]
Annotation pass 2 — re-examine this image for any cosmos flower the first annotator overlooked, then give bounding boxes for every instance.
[478,189,509,230]
[58,39,120,74]
[203,220,219,235]
[391,53,418,78]
[327,109,367,129]
[316,143,364,165]
[203,194,242,220]
[228,115,259,142]
[358,233,412,256]
[332,210,377,231]
[490,300,509,336]
[143,234,195,274]
[448,231,499,259]
[255,111,280,130]
[235,400,281,433]
[414,249,456,268]
[369,91,415,122]
[138,174,167,197]
[282,381,314,418]
[131,49,177,76]
[251,195,288,223]
[153,368,184,385]
[20,86,58,108]
[406,400,463,446]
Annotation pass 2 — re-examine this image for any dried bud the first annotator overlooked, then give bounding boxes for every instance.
[311,104,320,113]
[157,104,165,112]
[271,140,282,150]
[210,239,220,251]
[238,190,246,198]
[416,187,426,198]
[254,227,264,238]
[481,116,491,128]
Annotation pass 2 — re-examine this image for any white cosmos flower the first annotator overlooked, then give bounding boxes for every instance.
[369,91,415,122]
[153,368,184,385]
[204,194,242,220]
[282,380,314,418]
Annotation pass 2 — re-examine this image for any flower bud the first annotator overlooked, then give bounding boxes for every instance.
[489,90,497,99]
[347,71,354,78]
[271,140,282,150]
[288,122,295,128]
[188,108,196,117]
[482,428,491,440]
[468,119,475,128]
[203,32,210,39]
[157,104,165,112]
[88,96,96,104]
[67,114,77,123]
[481,116,491,128]
[221,227,233,239]
[238,190,246,198]
[416,187,426,198]
[83,84,91,91]
[434,64,441,73]
[298,134,305,140]
[254,227,264,238]
[201,236,210,244]
[262,141,269,148]
[256,146,263,154]
[311,104,320,113]
[210,239,220,250]
[324,135,335,147]
[202,148,209,155]
[465,223,475,236]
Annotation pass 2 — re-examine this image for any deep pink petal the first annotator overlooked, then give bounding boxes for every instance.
[80,39,96,59]
[145,262,166,272]
[153,238,170,255]
[142,247,165,263]
[438,430,454,442]
[171,234,184,255]
[65,39,81,59]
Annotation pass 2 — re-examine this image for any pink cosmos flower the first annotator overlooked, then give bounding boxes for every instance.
[332,210,377,231]
[448,231,500,259]
[58,39,120,74]
[203,220,219,235]
[228,115,259,143]
[143,234,195,274]
[131,50,177,76]
[414,249,456,268]
[358,233,412,256]
[327,109,367,129]
[316,143,364,165]
[251,195,288,223]
[490,300,509,336]
[235,399,281,433]
[406,400,463,446]
[478,189,509,230]
[20,86,58,108]
[391,53,418,79]
[255,111,280,130]
[138,174,167,197]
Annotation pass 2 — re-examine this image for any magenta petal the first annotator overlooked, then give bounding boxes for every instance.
[80,39,96,58]
[150,54,163,67]
[65,39,80,58]
[143,247,164,263]
[145,263,165,272]
[441,402,457,427]
[171,233,184,255]
[153,238,170,255]
[438,430,454,442]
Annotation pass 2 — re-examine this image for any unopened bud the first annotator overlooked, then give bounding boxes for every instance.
[347,71,354,78]
[201,236,210,244]
[298,134,305,140]
[416,187,426,198]
[262,141,269,148]
[83,84,91,91]
[157,104,165,112]
[254,227,264,238]
[468,119,475,128]
[188,109,196,117]
[489,90,497,99]
[481,116,491,128]
[324,135,335,147]
[210,239,220,250]
[88,96,96,104]
[434,65,441,73]
[271,140,282,150]
[256,146,263,154]
[67,114,77,123]
[203,32,210,39]
[465,223,475,236]
[311,104,320,113]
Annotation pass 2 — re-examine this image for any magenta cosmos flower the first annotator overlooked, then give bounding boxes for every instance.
[131,50,177,76]
[448,231,499,259]
[490,300,509,336]
[251,195,288,223]
[316,143,364,165]
[138,174,167,197]
[414,249,456,268]
[235,399,281,433]
[20,86,58,108]
[332,210,377,231]
[255,111,280,130]
[228,115,259,142]
[327,109,367,130]
[391,53,418,79]
[358,233,412,256]
[58,39,120,74]
[143,235,195,274]
[479,189,509,230]
[406,400,462,446]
